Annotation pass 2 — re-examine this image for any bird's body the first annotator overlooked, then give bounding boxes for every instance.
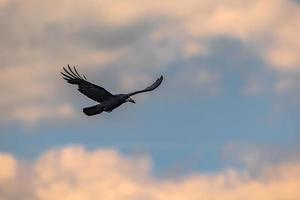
[61,66,163,116]
[83,94,128,115]
[101,95,125,111]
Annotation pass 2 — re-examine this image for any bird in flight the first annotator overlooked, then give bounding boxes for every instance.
[61,65,163,116]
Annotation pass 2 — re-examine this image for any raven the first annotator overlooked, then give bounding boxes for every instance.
[61,65,163,116]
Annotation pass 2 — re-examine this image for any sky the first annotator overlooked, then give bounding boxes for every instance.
[0,0,300,199]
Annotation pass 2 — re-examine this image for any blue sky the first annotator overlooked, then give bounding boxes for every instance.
[1,36,299,174]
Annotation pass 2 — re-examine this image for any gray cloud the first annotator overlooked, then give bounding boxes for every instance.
[1,0,300,126]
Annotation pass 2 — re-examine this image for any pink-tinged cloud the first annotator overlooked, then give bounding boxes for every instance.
[0,154,16,182]
[0,146,300,200]
[10,104,75,127]
[1,0,300,126]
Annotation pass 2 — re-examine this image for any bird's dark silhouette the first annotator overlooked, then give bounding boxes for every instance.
[61,65,163,116]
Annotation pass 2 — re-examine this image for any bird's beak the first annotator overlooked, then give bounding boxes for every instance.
[127,98,135,104]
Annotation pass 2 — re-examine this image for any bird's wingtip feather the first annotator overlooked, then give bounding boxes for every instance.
[158,75,163,82]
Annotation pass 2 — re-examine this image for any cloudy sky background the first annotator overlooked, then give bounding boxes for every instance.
[1,0,300,199]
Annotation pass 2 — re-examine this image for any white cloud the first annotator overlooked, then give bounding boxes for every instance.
[1,146,300,200]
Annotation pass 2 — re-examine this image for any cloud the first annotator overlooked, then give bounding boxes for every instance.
[1,0,300,126]
[0,65,77,126]
[10,104,75,127]
[0,146,300,200]
[0,0,7,6]
[175,66,220,95]
[0,154,16,182]
[221,142,300,175]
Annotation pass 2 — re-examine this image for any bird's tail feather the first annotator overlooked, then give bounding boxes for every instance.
[83,104,103,116]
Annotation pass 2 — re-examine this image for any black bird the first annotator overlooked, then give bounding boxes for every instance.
[61,65,163,116]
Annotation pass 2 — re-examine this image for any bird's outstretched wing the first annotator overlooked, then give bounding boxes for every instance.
[61,65,113,102]
[128,75,163,96]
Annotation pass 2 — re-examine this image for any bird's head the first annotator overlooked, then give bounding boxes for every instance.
[118,94,135,104]
[126,97,135,104]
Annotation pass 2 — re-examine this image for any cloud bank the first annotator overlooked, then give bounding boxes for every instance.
[0,146,299,200]
[1,0,300,125]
